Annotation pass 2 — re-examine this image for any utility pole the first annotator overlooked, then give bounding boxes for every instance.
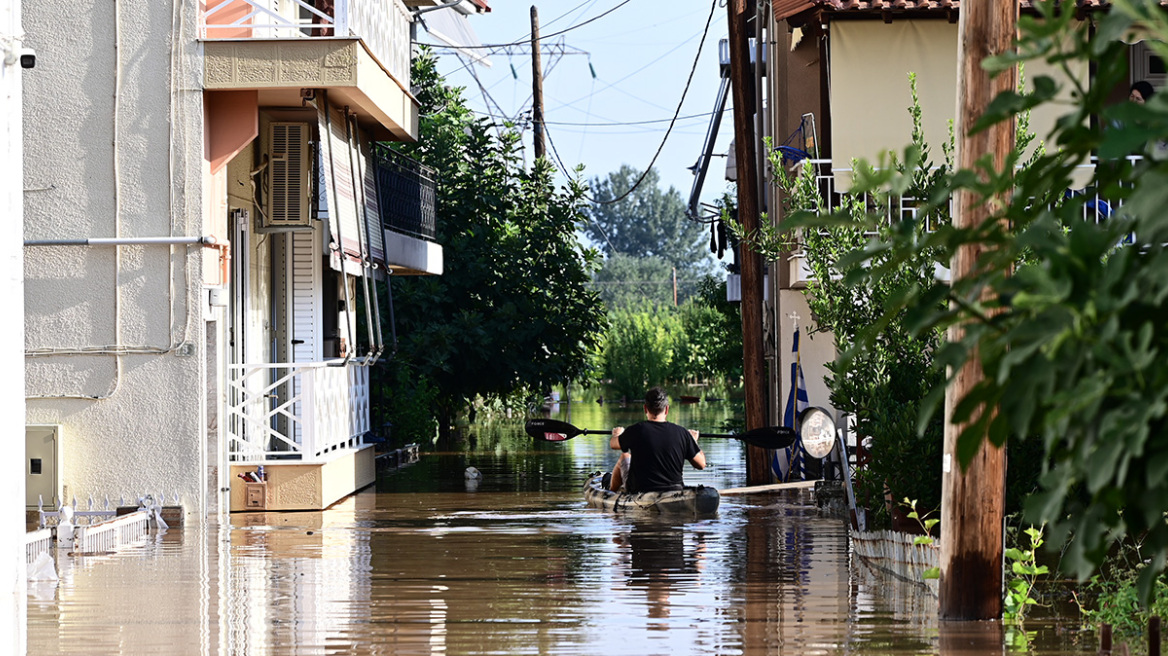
[726,0,770,484]
[530,6,545,160]
[940,0,1017,620]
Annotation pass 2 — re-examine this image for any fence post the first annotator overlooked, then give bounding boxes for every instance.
[1100,622,1112,655]
[334,0,349,36]
[301,366,317,458]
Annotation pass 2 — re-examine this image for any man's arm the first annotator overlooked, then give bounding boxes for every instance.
[610,427,624,451]
[689,451,707,470]
[688,429,706,469]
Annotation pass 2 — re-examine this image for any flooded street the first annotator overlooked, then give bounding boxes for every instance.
[27,402,1097,655]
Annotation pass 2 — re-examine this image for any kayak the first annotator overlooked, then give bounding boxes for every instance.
[582,474,720,515]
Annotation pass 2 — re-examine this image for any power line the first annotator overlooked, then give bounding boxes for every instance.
[469,107,730,128]
[410,0,632,50]
[588,0,719,206]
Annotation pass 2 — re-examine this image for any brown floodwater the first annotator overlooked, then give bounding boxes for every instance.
[26,401,1101,655]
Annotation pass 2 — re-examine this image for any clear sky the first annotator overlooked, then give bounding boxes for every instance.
[416,1,736,214]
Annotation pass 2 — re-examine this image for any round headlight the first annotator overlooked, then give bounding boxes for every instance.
[798,407,837,459]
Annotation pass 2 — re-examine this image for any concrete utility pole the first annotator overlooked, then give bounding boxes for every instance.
[530,6,545,160]
[940,0,1017,620]
[726,0,770,484]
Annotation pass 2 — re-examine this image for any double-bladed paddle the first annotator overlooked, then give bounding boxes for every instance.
[525,418,796,450]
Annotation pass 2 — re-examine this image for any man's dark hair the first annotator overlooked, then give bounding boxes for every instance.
[644,387,669,415]
[1133,80,1156,101]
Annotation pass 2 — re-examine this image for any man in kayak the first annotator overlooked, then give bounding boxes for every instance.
[608,386,706,492]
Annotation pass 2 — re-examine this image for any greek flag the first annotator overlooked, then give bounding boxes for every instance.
[773,326,809,482]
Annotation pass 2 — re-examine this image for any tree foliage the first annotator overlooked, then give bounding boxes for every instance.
[756,76,952,524]
[582,165,714,278]
[375,50,607,429]
[784,0,1168,599]
[597,277,742,398]
[742,74,1043,529]
[590,253,675,308]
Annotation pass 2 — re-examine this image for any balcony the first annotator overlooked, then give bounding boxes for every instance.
[227,360,370,463]
[784,158,1135,289]
[201,0,417,140]
[374,145,438,241]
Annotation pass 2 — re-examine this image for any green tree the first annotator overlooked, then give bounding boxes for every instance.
[796,0,1168,599]
[742,73,1042,528]
[590,252,674,308]
[582,165,715,278]
[376,50,607,430]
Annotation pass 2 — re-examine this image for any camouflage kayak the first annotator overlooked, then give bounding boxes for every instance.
[582,474,720,516]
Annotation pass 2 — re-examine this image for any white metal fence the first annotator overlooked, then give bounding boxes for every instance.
[200,0,412,85]
[69,511,152,554]
[25,528,53,565]
[227,360,370,462]
[852,529,940,597]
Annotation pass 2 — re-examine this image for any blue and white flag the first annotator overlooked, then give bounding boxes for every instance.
[773,325,809,482]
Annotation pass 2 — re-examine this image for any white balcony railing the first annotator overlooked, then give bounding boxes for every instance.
[227,360,370,462]
[201,0,412,87]
[785,157,1138,287]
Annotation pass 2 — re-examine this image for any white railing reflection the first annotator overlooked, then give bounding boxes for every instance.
[201,0,411,86]
[227,360,370,462]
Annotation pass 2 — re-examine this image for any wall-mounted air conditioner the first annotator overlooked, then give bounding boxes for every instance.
[264,122,312,229]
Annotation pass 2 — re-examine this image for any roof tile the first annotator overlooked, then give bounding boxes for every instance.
[775,0,1113,22]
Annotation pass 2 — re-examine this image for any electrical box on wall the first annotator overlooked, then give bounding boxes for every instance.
[26,425,61,510]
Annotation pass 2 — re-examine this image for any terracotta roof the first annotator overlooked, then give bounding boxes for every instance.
[774,1,1113,22]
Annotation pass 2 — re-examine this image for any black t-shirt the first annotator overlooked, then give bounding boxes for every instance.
[618,420,702,493]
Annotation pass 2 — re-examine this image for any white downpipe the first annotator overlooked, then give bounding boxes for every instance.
[25,235,219,246]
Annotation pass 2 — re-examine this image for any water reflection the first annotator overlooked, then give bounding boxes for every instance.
[613,518,707,622]
[26,405,1097,655]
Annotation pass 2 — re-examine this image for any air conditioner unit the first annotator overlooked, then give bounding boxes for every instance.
[264,122,312,228]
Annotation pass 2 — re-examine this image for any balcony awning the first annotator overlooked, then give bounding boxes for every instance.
[317,100,384,275]
[828,19,1087,190]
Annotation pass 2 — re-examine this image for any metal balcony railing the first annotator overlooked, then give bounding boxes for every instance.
[373,145,438,241]
[200,0,412,87]
[226,360,370,463]
[784,156,1141,286]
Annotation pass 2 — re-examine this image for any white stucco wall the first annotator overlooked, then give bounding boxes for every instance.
[2,1,28,651]
[776,290,837,423]
[22,0,209,516]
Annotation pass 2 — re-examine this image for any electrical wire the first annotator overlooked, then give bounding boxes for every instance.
[589,0,719,206]
[467,107,728,128]
[410,0,632,49]
[515,0,600,42]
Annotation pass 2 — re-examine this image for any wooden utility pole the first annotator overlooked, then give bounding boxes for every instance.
[530,6,545,160]
[726,0,770,484]
[940,0,1017,620]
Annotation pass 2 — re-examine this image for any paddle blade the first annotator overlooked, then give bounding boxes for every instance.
[525,418,583,442]
[735,426,797,450]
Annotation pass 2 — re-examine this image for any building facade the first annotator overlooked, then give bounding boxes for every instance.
[22,0,469,520]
